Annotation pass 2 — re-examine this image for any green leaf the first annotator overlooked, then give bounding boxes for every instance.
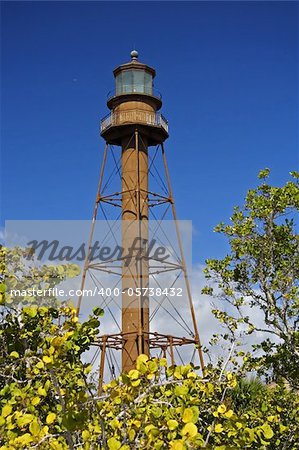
[93,307,104,317]
[23,306,38,317]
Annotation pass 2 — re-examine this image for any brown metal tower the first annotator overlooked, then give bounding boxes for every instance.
[77,51,204,386]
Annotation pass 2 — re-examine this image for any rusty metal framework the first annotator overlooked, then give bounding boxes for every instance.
[77,130,205,391]
[96,332,199,390]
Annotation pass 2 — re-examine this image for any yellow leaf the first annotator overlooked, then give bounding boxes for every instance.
[224,409,234,419]
[46,412,56,425]
[84,364,92,374]
[132,419,141,428]
[29,420,40,436]
[136,354,148,369]
[187,371,196,379]
[2,404,12,418]
[49,439,65,449]
[128,369,139,380]
[182,408,194,423]
[110,419,120,430]
[167,419,179,430]
[10,351,19,358]
[41,425,49,436]
[214,424,224,433]
[82,430,90,441]
[128,429,136,440]
[52,337,63,348]
[17,414,34,426]
[38,387,47,397]
[13,433,33,445]
[217,404,227,414]
[174,367,183,379]
[94,424,101,433]
[43,356,52,364]
[36,361,44,369]
[262,423,274,439]
[32,397,41,406]
[229,378,237,388]
[144,425,159,436]
[267,415,277,423]
[170,441,185,450]
[148,361,158,373]
[182,422,198,438]
[107,437,121,450]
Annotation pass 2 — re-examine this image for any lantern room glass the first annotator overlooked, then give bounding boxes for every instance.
[116,70,153,95]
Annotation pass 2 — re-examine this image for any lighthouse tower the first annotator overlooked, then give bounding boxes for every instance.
[77,51,204,386]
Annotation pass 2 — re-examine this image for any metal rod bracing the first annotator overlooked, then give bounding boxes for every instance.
[76,143,108,316]
[161,143,205,372]
[89,271,121,332]
[95,331,197,343]
[150,272,194,336]
[77,135,137,316]
[88,257,181,270]
[101,135,135,195]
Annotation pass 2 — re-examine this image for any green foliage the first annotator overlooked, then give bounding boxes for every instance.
[0,303,102,449]
[0,246,80,308]
[0,246,102,448]
[1,318,298,450]
[1,176,299,450]
[202,170,299,388]
[98,355,299,449]
[231,377,267,412]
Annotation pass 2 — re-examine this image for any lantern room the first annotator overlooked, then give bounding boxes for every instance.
[113,50,156,98]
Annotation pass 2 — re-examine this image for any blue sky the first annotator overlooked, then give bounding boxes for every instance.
[1,1,298,264]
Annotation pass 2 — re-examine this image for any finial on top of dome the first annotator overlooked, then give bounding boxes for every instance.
[131,50,138,60]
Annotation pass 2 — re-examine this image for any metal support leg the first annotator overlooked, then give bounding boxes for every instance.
[161,143,205,372]
[77,143,108,316]
[98,335,107,395]
[169,336,175,366]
